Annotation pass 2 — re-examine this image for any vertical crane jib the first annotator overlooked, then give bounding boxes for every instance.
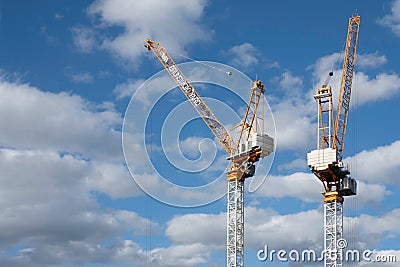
[145,40,234,155]
[333,15,360,162]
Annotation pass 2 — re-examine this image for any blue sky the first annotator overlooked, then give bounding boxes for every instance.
[1,0,400,266]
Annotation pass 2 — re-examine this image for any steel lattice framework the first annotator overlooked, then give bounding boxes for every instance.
[226,179,244,267]
[334,15,361,162]
[307,14,360,267]
[146,40,274,267]
[324,193,344,267]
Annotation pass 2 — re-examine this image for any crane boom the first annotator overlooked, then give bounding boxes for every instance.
[145,40,233,155]
[333,15,360,162]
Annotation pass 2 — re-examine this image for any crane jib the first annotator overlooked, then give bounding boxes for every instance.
[154,46,202,107]
[147,40,233,154]
[168,65,202,107]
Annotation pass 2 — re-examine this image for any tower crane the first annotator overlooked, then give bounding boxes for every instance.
[307,14,360,267]
[145,39,274,267]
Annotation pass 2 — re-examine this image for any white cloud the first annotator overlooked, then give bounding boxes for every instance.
[86,0,211,66]
[255,172,323,202]
[87,162,143,198]
[278,158,307,171]
[346,140,400,185]
[268,71,315,152]
[223,43,279,71]
[377,0,400,37]
[278,71,303,90]
[165,206,400,264]
[0,78,122,161]
[310,52,340,83]
[357,52,388,69]
[224,43,260,70]
[54,13,64,21]
[166,212,226,248]
[271,95,315,151]
[113,78,146,99]
[165,207,322,251]
[70,72,94,83]
[353,72,400,106]
[0,147,221,267]
[150,243,210,267]
[71,26,97,53]
[309,52,400,107]
[253,170,389,207]
[350,209,400,249]
[0,148,156,265]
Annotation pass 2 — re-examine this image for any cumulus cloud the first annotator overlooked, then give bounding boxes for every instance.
[254,172,389,207]
[352,72,400,106]
[255,172,322,202]
[85,0,211,66]
[69,72,94,83]
[278,71,304,90]
[270,93,315,151]
[87,161,142,198]
[165,207,322,251]
[267,71,316,152]
[223,42,279,71]
[309,52,400,107]
[350,209,400,249]
[357,52,388,69]
[346,140,400,185]
[0,148,156,265]
[278,158,307,172]
[113,78,146,99]
[166,212,226,248]
[71,26,97,53]
[224,43,260,70]
[165,206,400,264]
[377,0,400,37]
[0,78,122,161]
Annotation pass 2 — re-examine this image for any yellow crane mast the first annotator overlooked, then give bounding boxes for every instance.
[307,14,360,267]
[145,39,274,267]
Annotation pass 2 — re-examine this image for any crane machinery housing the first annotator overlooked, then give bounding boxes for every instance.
[145,39,274,267]
[307,14,360,267]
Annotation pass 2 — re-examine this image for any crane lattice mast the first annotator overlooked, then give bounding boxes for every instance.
[307,15,360,267]
[145,40,274,267]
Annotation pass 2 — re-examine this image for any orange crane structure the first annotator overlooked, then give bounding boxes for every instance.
[307,14,360,267]
[145,39,274,267]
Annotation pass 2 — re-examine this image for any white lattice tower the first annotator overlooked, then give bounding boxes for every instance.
[324,193,344,267]
[226,178,244,267]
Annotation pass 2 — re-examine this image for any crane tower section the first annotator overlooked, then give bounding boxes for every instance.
[146,40,274,267]
[307,14,360,267]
